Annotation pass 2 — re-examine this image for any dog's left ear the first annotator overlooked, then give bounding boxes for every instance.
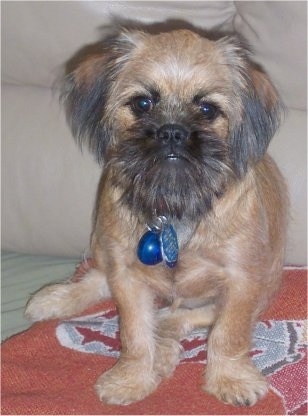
[232,68,283,176]
[217,38,284,177]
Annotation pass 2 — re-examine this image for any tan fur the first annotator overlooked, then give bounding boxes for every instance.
[26,29,288,407]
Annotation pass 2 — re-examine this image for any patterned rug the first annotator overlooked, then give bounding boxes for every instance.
[1,265,307,415]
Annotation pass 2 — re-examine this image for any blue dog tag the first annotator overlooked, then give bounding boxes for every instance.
[160,224,179,268]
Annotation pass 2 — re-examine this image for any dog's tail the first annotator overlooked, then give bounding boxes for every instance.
[25,268,111,322]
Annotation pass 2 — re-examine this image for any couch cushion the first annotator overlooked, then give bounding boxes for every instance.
[2,84,100,256]
[1,252,79,340]
[2,1,236,88]
[234,1,307,110]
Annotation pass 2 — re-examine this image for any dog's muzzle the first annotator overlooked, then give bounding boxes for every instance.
[157,124,189,160]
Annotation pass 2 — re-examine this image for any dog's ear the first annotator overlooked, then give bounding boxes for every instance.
[62,30,144,162]
[230,67,283,177]
[217,37,284,177]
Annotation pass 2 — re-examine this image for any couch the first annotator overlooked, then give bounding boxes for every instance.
[2,1,307,340]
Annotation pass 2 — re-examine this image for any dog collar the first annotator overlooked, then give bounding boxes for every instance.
[137,216,179,268]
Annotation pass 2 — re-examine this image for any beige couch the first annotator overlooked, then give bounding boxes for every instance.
[2,2,307,337]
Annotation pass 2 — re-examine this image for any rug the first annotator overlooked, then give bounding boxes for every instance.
[1,265,307,415]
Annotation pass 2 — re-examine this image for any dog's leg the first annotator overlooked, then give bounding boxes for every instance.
[204,281,268,406]
[154,304,217,378]
[25,268,110,321]
[157,303,217,340]
[95,266,160,405]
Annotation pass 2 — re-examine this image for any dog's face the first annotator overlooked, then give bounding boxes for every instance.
[64,29,282,221]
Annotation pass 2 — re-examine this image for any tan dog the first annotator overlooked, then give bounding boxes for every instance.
[26,29,288,407]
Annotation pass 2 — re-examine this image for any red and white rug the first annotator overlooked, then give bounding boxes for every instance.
[2,265,307,415]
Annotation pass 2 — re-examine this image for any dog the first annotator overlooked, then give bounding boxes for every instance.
[25,28,288,407]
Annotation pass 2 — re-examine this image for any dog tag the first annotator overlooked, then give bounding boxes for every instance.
[137,230,163,266]
[160,223,179,268]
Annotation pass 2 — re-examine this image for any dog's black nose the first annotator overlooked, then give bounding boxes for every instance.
[157,124,188,145]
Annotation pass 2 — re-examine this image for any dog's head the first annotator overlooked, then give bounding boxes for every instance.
[63,29,282,221]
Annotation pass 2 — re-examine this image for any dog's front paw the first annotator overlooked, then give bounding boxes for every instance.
[95,360,159,405]
[25,283,78,321]
[204,357,268,406]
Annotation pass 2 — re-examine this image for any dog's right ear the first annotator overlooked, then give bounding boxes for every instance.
[62,30,143,163]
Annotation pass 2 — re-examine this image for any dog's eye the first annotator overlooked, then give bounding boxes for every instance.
[199,102,218,120]
[131,96,154,114]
